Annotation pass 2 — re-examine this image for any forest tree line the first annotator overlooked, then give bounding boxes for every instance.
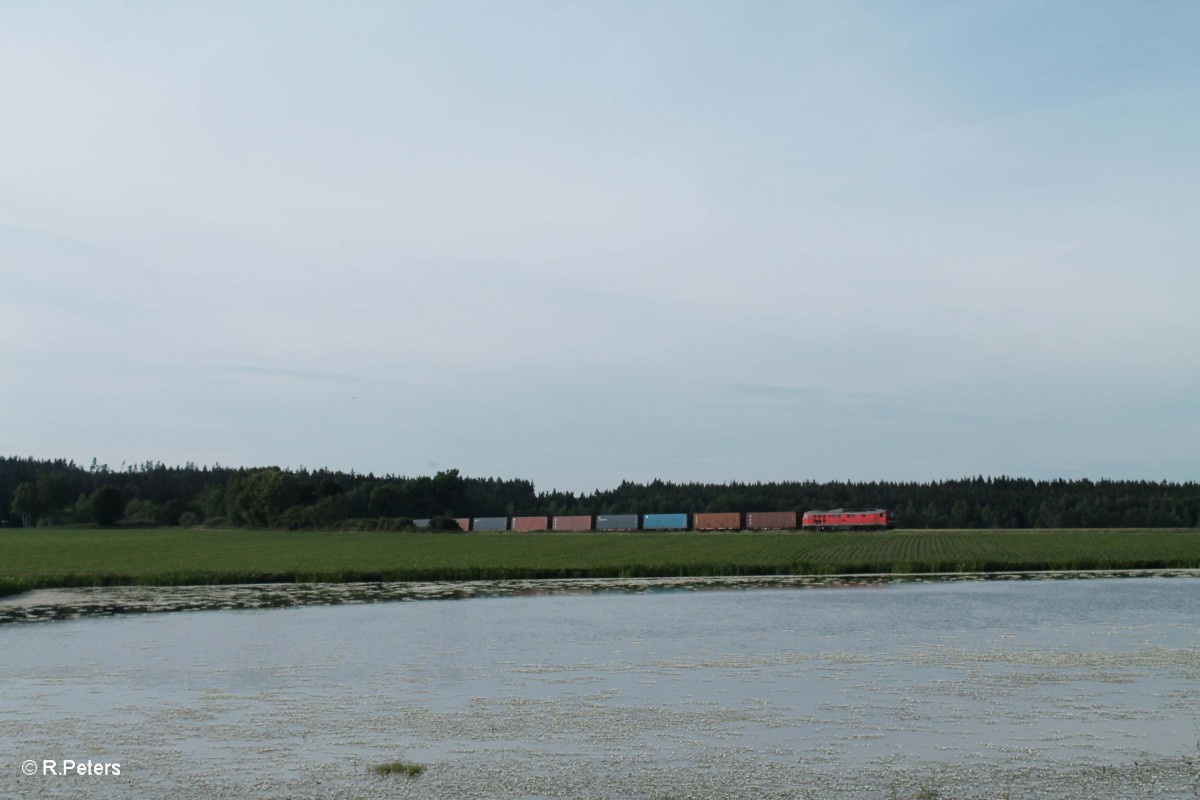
[2,456,1199,530]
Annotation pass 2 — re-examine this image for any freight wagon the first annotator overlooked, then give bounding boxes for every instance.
[595,514,639,531]
[642,513,689,531]
[552,515,593,531]
[745,511,797,530]
[693,512,742,531]
[801,509,894,531]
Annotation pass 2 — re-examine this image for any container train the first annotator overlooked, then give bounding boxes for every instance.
[412,508,894,532]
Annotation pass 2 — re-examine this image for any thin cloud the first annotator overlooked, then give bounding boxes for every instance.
[213,364,384,387]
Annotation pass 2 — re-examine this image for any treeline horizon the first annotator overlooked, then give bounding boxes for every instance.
[2,455,1198,530]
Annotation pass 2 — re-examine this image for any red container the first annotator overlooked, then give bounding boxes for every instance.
[454,517,470,531]
[745,511,797,530]
[511,516,549,532]
[693,512,741,530]
[552,515,593,531]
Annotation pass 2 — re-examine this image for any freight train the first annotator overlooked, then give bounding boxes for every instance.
[413,509,894,532]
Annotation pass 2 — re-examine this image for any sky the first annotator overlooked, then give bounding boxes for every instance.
[3,1,1198,493]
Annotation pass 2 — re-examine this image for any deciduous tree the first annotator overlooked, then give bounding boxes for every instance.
[12,482,42,527]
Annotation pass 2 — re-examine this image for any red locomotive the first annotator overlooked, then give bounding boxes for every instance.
[801,508,894,531]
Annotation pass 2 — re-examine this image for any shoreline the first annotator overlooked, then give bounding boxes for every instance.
[3,568,1199,625]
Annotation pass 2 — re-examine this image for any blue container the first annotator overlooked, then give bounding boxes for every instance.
[412,519,431,528]
[642,513,688,530]
[595,514,639,531]
[471,517,508,531]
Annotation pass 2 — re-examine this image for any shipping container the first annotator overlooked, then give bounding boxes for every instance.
[412,519,431,529]
[511,516,549,532]
[471,516,508,531]
[552,515,593,531]
[693,512,741,530]
[745,511,798,530]
[595,514,639,531]
[642,513,688,530]
[454,518,470,531]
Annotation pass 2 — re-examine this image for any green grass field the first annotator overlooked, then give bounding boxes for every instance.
[3,527,1200,597]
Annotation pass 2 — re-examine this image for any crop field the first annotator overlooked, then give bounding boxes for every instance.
[2,527,1200,596]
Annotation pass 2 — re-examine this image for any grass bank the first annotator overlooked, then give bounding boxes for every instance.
[2,527,1200,597]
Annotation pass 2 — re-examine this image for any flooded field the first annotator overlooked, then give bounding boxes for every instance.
[3,574,1199,799]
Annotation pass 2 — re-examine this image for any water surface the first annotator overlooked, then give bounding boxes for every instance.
[3,576,1198,798]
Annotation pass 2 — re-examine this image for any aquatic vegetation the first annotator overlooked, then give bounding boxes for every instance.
[372,759,425,777]
[4,570,1198,625]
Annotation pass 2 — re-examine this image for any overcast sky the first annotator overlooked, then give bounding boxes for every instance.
[3,1,1198,493]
